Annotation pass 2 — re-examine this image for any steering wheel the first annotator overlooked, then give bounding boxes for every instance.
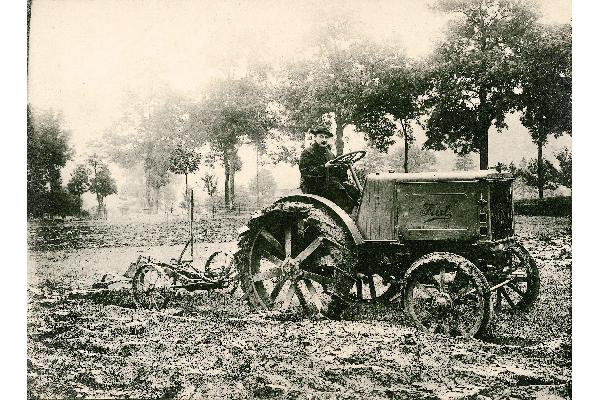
[325,151,366,168]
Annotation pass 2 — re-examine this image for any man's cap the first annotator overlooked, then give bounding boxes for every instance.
[309,127,333,137]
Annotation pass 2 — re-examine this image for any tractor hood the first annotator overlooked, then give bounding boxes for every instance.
[366,170,514,183]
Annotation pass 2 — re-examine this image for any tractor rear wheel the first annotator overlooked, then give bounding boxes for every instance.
[236,201,358,319]
[404,252,493,338]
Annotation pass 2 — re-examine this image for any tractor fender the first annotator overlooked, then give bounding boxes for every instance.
[274,194,364,245]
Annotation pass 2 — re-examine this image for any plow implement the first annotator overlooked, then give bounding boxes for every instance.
[125,251,238,310]
[90,189,239,310]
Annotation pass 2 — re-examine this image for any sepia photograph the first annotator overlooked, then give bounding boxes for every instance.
[24,0,575,398]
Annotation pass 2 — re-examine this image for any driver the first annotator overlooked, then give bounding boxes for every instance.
[298,127,360,213]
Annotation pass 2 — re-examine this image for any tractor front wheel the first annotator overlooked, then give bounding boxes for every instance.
[404,252,493,338]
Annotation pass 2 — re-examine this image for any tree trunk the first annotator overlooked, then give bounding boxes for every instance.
[96,194,104,219]
[144,170,152,209]
[156,188,161,212]
[477,92,489,170]
[404,138,409,173]
[256,145,260,207]
[230,170,236,206]
[537,140,544,199]
[223,150,231,208]
[185,173,188,206]
[479,125,489,170]
[402,121,410,173]
[335,118,345,156]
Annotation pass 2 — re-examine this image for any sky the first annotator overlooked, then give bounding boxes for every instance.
[27,0,573,196]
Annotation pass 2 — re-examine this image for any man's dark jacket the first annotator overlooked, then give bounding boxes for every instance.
[298,143,347,195]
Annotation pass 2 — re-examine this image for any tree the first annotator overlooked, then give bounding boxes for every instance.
[190,77,275,208]
[27,106,73,218]
[67,164,90,214]
[279,19,405,155]
[355,145,437,183]
[555,147,572,189]
[518,23,571,198]
[387,145,437,173]
[103,88,192,211]
[201,172,219,216]
[354,61,426,172]
[454,154,476,171]
[518,157,560,195]
[229,150,242,206]
[422,0,538,170]
[201,172,218,198]
[248,168,278,205]
[168,144,202,205]
[88,155,118,218]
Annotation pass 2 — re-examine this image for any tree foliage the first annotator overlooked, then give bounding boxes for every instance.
[355,145,437,183]
[354,60,425,153]
[518,23,571,197]
[168,145,202,177]
[67,164,90,196]
[27,106,73,218]
[190,77,275,207]
[422,0,539,169]
[278,17,406,155]
[247,168,278,204]
[517,157,560,193]
[201,172,219,198]
[168,144,202,207]
[103,89,192,211]
[88,155,118,218]
[519,23,572,144]
[555,147,572,189]
[67,164,90,214]
[454,154,476,171]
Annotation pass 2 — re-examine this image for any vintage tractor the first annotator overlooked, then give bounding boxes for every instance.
[235,151,539,337]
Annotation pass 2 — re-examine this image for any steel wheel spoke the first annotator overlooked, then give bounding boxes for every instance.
[302,271,334,286]
[507,282,526,296]
[331,264,357,280]
[294,237,324,264]
[260,252,284,267]
[496,288,502,309]
[356,277,363,300]
[499,287,516,309]
[259,231,285,257]
[439,266,445,293]
[252,267,283,282]
[270,279,287,302]
[294,282,309,310]
[303,280,324,313]
[455,285,476,300]
[297,219,305,238]
[284,227,292,258]
[280,284,295,311]
[368,276,377,299]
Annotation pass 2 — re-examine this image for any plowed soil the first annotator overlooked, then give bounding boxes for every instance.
[27,215,571,399]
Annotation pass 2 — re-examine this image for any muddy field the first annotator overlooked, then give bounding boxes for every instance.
[27,215,572,399]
